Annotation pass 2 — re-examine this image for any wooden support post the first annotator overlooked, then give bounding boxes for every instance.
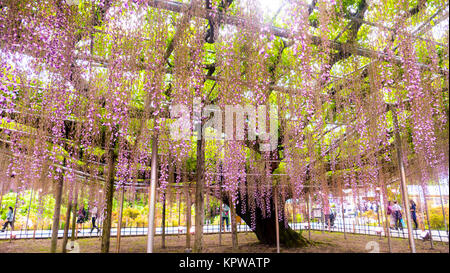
[391,106,416,253]
[24,188,35,236]
[274,187,280,253]
[185,183,192,251]
[194,136,205,253]
[306,192,311,241]
[380,179,392,253]
[322,210,326,232]
[0,184,3,213]
[51,165,65,253]
[230,195,238,251]
[292,198,296,229]
[178,192,181,235]
[340,189,347,240]
[51,126,70,252]
[116,187,125,253]
[0,161,5,211]
[375,188,382,238]
[219,199,223,246]
[70,183,79,243]
[100,128,119,253]
[147,134,159,253]
[62,187,73,253]
[161,192,166,249]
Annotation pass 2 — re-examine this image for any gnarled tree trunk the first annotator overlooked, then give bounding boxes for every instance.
[222,193,311,248]
[100,131,118,253]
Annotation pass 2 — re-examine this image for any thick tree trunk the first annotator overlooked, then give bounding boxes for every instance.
[51,125,71,252]
[101,134,118,253]
[50,162,65,253]
[61,188,73,253]
[224,194,311,248]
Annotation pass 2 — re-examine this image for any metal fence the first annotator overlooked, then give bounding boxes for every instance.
[1,217,448,243]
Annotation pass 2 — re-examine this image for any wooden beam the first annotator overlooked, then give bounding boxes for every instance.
[144,0,447,74]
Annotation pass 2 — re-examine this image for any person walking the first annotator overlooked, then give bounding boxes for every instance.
[392,201,403,230]
[90,206,100,234]
[323,205,332,231]
[1,207,14,232]
[221,204,230,232]
[410,200,418,229]
[386,201,395,229]
[76,206,86,233]
[329,205,336,228]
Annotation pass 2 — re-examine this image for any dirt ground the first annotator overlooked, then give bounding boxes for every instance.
[0,231,448,253]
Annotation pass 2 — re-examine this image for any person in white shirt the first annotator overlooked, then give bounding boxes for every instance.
[392,201,403,230]
[90,206,100,234]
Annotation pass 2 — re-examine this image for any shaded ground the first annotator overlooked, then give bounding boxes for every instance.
[0,231,448,253]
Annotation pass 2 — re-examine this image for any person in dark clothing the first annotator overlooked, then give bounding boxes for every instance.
[76,207,86,233]
[410,200,418,229]
[330,208,336,227]
[1,207,14,232]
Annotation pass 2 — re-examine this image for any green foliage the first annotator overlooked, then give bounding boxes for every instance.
[0,190,56,230]
[362,210,378,221]
[427,204,449,230]
[123,207,140,220]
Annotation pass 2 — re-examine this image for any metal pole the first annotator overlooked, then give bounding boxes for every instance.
[391,106,416,253]
[146,135,159,253]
